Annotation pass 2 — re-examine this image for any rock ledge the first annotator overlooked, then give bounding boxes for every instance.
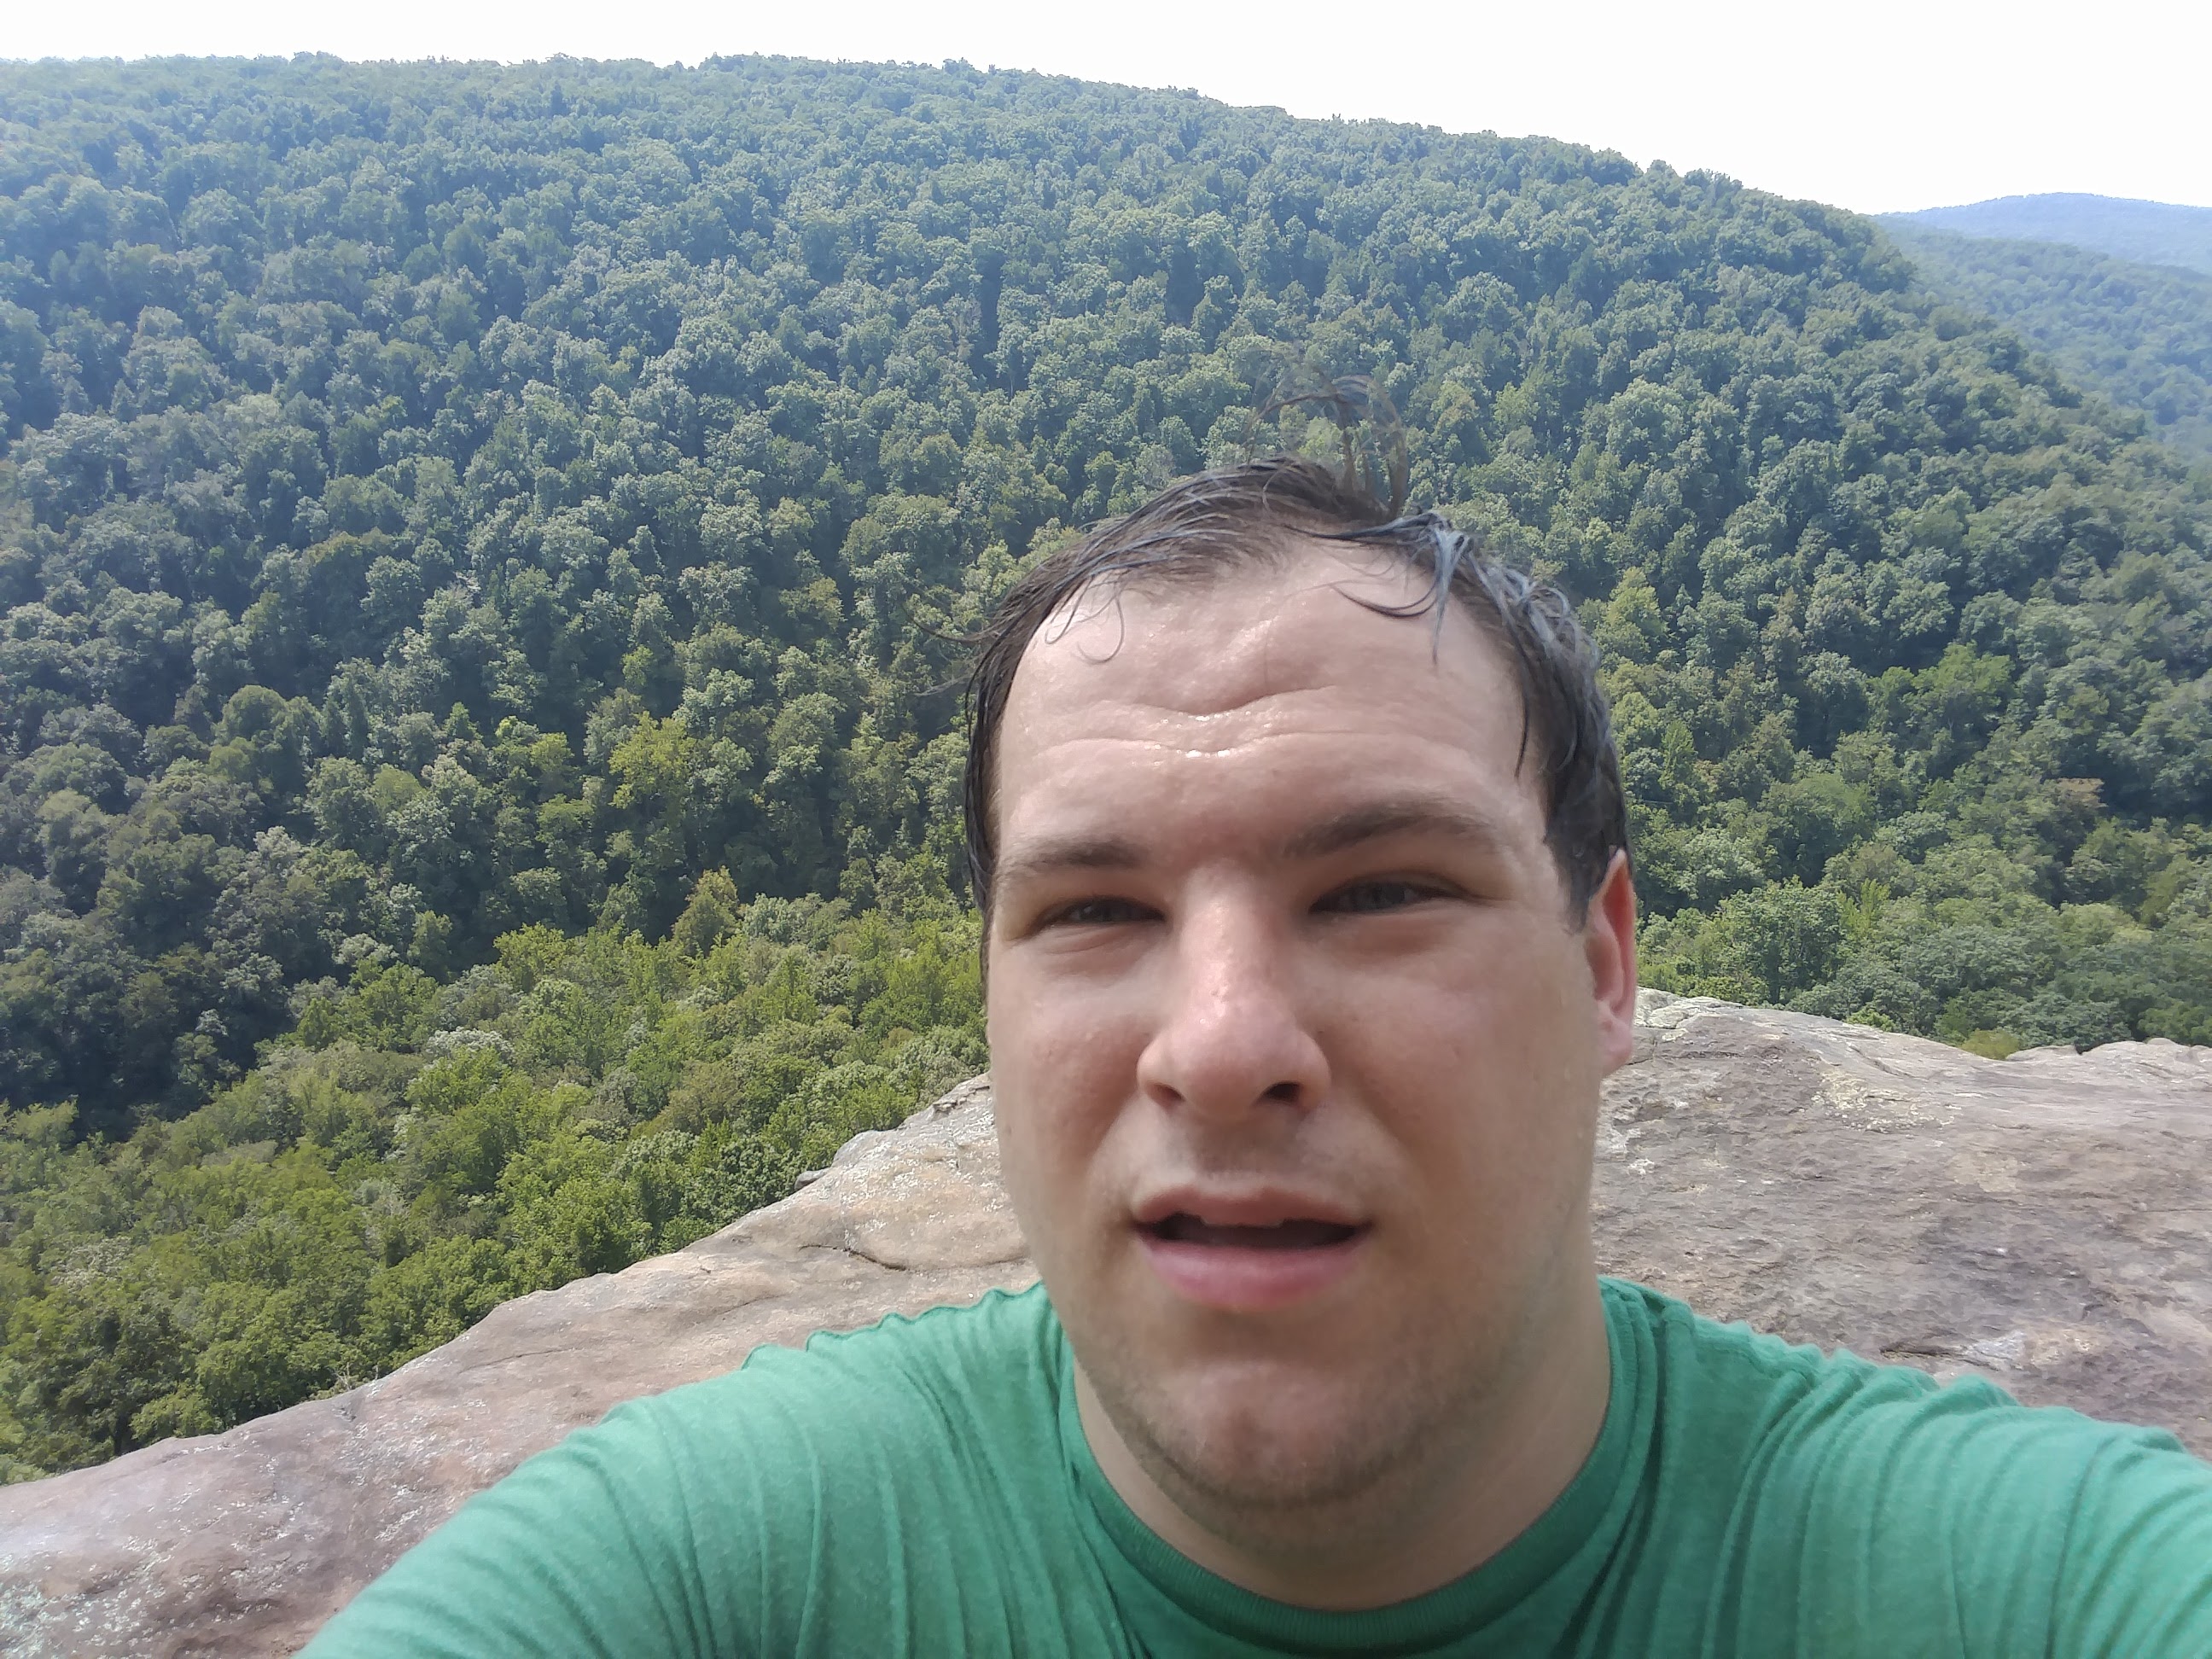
[3,1004,2208,1656]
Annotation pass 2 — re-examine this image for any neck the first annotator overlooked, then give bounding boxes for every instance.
[1074,1274,1614,1610]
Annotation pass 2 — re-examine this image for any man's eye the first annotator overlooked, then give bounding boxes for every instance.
[1047,897,1153,928]
[1316,880,1437,915]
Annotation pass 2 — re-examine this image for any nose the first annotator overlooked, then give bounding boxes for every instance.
[1134,890,1330,1122]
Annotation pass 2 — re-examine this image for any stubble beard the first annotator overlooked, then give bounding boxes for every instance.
[1078,1303,1525,1560]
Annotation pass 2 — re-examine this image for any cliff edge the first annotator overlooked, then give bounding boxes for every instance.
[3,996,2209,1656]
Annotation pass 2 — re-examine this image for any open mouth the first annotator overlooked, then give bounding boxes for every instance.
[1133,1209,1371,1310]
[1140,1214,1363,1250]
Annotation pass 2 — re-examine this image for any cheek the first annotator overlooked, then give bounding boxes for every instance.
[992,971,1140,1107]
[1329,940,1598,1189]
[987,970,1148,1218]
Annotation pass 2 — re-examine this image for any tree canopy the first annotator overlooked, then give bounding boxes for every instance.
[3,53,2209,1477]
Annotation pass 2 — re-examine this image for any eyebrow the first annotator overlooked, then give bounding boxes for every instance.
[1279,796,1514,862]
[991,834,1145,893]
[994,795,1512,891]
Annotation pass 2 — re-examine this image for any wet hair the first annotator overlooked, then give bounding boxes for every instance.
[962,455,1627,922]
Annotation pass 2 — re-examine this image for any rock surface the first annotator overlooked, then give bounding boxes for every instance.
[5,1000,2209,1655]
[1599,995,2212,1451]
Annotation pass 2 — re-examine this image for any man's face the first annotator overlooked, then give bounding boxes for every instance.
[985,542,1637,1524]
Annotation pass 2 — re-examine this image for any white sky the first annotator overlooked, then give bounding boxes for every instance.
[14,0,2210,216]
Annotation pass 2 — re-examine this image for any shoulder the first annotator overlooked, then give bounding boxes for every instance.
[306,1284,1070,1657]
[1604,1274,2198,1488]
[621,1279,1062,1473]
[743,1278,1060,1394]
[1604,1275,2195,1474]
[1602,1278,2212,1654]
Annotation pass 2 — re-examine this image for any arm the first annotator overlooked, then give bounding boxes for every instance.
[2050,1427,2212,1657]
[303,1388,742,1659]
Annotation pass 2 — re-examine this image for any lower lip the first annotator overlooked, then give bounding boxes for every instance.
[1136,1229,1369,1312]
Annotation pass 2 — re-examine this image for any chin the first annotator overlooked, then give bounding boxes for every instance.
[1121,1352,1426,1516]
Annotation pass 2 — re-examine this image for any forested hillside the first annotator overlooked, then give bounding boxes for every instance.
[1886,224,2212,463]
[1890,194,2212,276]
[3,55,2209,1478]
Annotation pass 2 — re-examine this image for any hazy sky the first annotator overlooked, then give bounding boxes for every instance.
[13,0,2208,215]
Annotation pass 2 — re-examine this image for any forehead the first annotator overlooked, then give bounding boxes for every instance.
[993,544,1544,847]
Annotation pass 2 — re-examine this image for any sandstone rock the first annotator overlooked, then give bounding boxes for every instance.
[4,1004,2209,1655]
[1600,994,2212,1451]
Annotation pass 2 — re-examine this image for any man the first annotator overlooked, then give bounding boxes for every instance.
[310,458,2212,1655]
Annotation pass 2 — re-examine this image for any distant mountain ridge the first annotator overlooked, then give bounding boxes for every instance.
[1883,222,2212,463]
[1884,194,2212,276]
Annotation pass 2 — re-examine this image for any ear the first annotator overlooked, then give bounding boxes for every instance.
[1580,850,1639,1075]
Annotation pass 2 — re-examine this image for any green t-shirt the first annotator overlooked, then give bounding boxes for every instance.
[306,1278,2212,1656]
